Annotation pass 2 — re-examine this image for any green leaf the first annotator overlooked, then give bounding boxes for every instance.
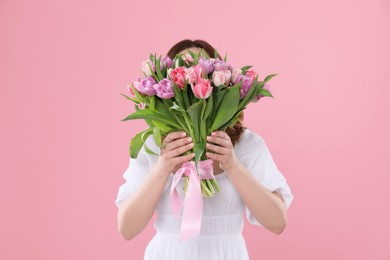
[187,100,203,142]
[169,101,185,112]
[144,118,154,128]
[129,127,158,158]
[203,94,213,121]
[258,87,274,98]
[155,99,176,121]
[210,87,227,122]
[183,86,191,109]
[152,120,173,133]
[224,51,228,62]
[144,144,159,156]
[153,127,162,147]
[194,142,206,173]
[214,49,219,59]
[140,127,153,142]
[194,49,200,64]
[138,128,158,156]
[121,109,181,129]
[220,114,240,131]
[120,93,140,104]
[155,55,164,81]
[129,129,149,158]
[201,48,210,58]
[146,61,159,81]
[199,100,207,142]
[264,73,278,82]
[187,49,196,60]
[142,127,159,155]
[129,85,149,104]
[241,65,253,74]
[178,54,186,67]
[210,85,240,132]
[149,95,156,110]
[172,81,185,108]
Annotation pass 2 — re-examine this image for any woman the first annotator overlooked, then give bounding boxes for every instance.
[115,39,294,260]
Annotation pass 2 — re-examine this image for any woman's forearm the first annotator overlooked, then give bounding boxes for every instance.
[117,165,170,240]
[226,161,287,234]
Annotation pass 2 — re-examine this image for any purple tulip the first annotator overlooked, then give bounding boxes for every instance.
[213,59,231,71]
[198,57,214,74]
[161,56,173,68]
[137,76,157,96]
[153,78,175,99]
[235,74,254,99]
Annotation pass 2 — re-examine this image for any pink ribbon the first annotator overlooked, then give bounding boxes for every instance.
[170,159,215,242]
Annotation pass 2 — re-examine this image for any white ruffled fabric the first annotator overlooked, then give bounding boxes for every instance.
[115,128,294,260]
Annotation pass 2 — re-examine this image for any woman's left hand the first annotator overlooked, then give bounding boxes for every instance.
[205,130,239,172]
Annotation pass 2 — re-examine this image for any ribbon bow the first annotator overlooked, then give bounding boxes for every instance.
[170,159,215,242]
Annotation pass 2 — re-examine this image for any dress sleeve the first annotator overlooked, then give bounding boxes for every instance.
[239,130,294,227]
[114,136,155,208]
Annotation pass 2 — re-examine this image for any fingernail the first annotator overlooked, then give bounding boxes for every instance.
[181,132,186,136]
[187,137,192,142]
[211,132,216,136]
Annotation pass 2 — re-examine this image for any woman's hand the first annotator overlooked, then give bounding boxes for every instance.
[205,130,239,172]
[155,131,195,175]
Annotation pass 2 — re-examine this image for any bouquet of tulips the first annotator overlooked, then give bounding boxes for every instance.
[121,49,275,198]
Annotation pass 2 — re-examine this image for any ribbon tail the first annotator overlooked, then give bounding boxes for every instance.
[179,169,203,242]
[170,168,186,218]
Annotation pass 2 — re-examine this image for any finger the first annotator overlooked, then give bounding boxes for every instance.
[206,143,228,155]
[206,135,230,148]
[166,141,194,159]
[211,130,230,140]
[171,153,195,166]
[165,136,192,152]
[163,131,187,144]
[205,151,223,162]
[161,132,188,152]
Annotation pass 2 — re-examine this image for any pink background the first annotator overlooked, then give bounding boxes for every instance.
[1,0,389,259]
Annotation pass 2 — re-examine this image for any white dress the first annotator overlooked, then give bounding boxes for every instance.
[115,128,294,260]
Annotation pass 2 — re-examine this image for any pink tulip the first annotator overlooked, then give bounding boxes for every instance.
[168,66,186,89]
[185,65,204,85]
[185,67,198,85]
[127,77,142,95]
[191,78,213,99]
[245,70,257,82]
[141,60,155,76]
[182,53,194,62]
[212,69,231,87]
[231,67,242,84]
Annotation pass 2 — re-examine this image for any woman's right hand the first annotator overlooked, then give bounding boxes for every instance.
[155,131,195,175]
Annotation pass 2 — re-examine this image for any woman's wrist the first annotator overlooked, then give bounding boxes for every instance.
[225,159,245,177]
[151,162,172,179]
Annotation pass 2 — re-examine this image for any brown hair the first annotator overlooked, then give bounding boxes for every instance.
[166,39,246,146]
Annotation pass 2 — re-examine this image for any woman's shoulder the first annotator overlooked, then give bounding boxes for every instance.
[236,128,265,147]
[233,127,268,158]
